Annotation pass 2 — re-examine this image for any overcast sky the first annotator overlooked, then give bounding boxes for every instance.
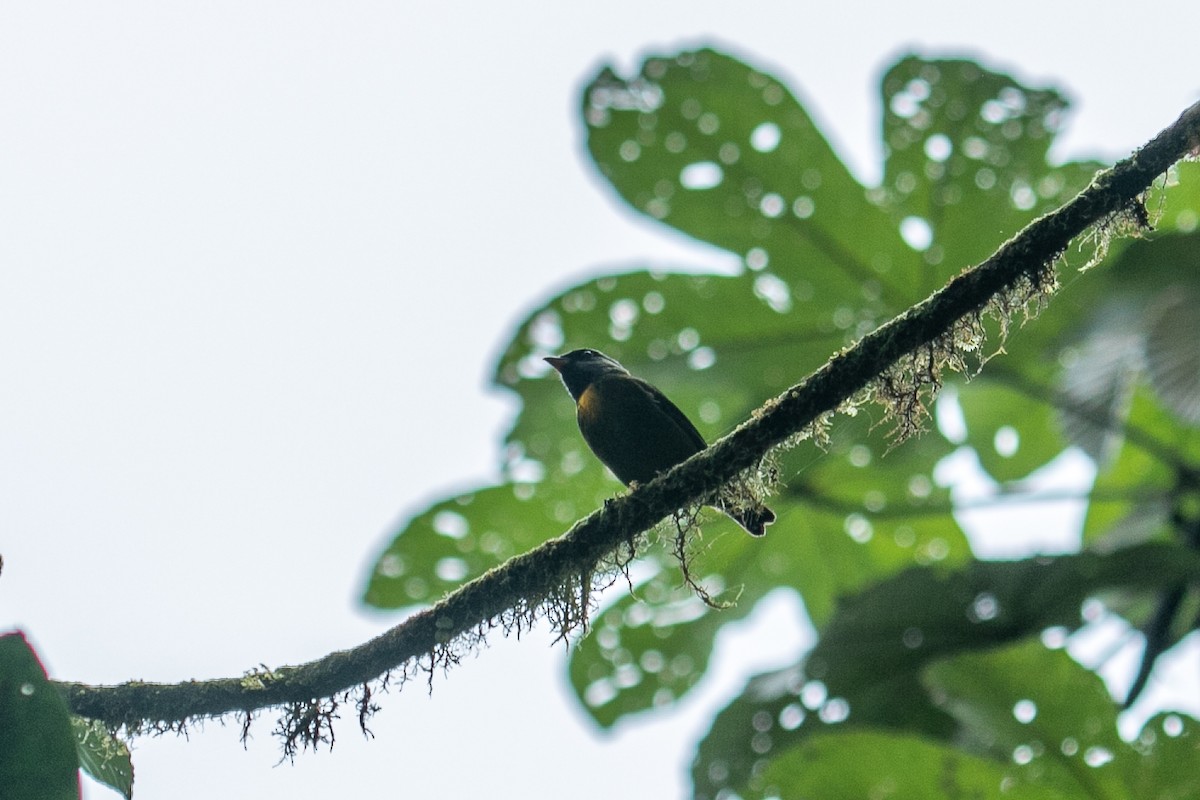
[3,3,1199,798]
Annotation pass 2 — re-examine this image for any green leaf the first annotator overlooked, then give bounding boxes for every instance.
[956,378,1071,482]
[753,646,1200,800]
[363,481,588,608]
[693,667,955,800]
[805,543,1196,692]
[1132,713,1200,800]
[880,57,1102,281]
[568,564,762,728]
[0,633,79,800]
[756,729,1073,800]
[692,543,1200,797]
[1148,161,1200,235]
[741,645,1200,800]
[584,49,917,310]
[72,717,133,800]
[924,642,1136,798]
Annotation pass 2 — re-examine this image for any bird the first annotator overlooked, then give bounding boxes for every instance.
[544,348,775,536]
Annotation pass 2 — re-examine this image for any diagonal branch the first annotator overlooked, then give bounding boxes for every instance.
[60,100,1200,730]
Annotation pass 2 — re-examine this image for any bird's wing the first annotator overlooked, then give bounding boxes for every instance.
[630,377,708,451]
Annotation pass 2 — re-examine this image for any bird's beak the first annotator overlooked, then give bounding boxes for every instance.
[544,356,567,372]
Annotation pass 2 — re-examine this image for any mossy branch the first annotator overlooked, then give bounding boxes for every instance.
[59,100,1200,734]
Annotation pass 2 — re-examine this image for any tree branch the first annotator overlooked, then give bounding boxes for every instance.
[60,100,1200,730]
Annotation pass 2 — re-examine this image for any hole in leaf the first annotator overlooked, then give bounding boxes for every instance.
[900,216,934,251]
[750,121,781,152]
[680,161,723,190]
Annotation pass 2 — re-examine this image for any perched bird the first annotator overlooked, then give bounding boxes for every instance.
[545,348,775,536]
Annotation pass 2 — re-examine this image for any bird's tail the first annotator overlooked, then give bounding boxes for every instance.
[720,501,776,537]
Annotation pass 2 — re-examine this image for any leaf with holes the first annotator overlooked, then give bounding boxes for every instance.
[747,645,1200,800]
[585,49,919,312]
[755,729,1069,800]
[880,57,1102,281]
[924,642,1133,798]
[568,566,764,728]
[691,543,1200,797]
[693,669,955,800]
[805,543,1194,691]
[364,480,608,608]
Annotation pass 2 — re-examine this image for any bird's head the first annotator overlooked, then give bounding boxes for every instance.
[544,348,629,401]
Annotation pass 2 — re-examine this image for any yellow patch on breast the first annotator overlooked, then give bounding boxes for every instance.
[576,384,600,423]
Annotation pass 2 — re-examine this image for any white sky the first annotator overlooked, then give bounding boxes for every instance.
[2,3,1198,798]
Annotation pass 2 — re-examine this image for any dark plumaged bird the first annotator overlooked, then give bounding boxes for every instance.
[545,348,775,536]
